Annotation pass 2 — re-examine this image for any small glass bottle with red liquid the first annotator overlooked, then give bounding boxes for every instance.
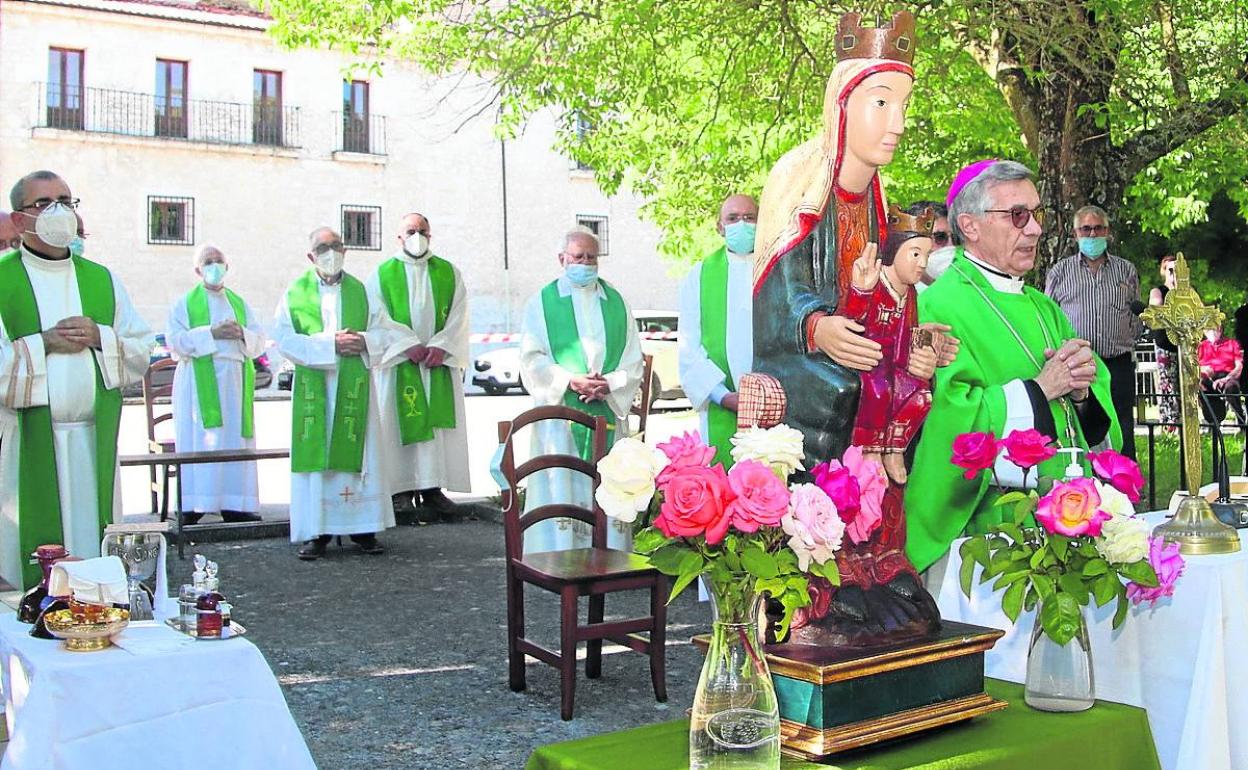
[18,544,69,624]
[195,562,224,638]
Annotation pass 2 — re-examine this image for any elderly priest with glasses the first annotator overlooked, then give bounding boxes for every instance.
[904,160,1122,586]
[0,170,152,590]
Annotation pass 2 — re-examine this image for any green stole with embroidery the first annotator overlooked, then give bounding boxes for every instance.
[699,246,738,469]
[0,252,122,589]
[377,255,457,444]
[287,270,370,473]
[185,285,255,438]
[541,279,627,460]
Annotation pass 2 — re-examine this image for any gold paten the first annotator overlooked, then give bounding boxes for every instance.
[43,607,130,652]
[1140,252,1240,555]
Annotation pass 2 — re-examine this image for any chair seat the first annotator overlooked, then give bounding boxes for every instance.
[518,548,656,582]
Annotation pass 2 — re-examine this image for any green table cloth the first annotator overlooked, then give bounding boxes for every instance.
[525,679,1160,770]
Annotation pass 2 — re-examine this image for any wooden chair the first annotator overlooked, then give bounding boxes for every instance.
[142,359,179,518]
[629,353,655,438]
[498,405,667,720]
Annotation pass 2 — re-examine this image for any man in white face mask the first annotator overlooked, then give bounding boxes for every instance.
[0,170,153,591]
[166,245,268,525]
[366,213,471,522]
[677,193,757,468]
[517,229,644,553]
[274,227,419,560]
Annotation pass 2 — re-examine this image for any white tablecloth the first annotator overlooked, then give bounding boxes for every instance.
[935,512,1248,770]
[0,613,316,770]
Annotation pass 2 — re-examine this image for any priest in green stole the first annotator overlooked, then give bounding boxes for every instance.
[275,227,419,561]
[0,171,153,589]
[167,245,267,524]
[366,213,470,521]
[678,194,757,469]
[518,229,644,553]
[905,160,1120,583]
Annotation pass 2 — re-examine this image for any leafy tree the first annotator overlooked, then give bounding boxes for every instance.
[263,0,1248,271]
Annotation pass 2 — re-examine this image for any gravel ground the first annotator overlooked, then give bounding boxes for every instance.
[183,519,710,769]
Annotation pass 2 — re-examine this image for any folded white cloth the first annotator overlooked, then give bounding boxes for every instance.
[48,556,129,605]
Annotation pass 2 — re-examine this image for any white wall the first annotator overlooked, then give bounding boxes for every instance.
[0,0,679,338]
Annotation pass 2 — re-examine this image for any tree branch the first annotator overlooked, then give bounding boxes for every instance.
[1118,53,1248,177]
[1155,1,1191,102]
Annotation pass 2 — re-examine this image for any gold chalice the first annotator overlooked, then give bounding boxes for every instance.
[42,607,130,652]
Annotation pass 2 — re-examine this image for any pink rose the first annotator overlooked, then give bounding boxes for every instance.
[812,461,860,524]
[781,483,845,570]
[1128,537,1185,606]
[726,460,791,533]
[656,430,717,487]
[842,446,887,544]
[1001,429,1057,469]
[952,431,1001,480]
[1090,450,1145,504]
[653,464,734,545]
[1035,477,1112,537]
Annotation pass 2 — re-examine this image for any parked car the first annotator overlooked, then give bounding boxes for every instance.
[123,334,272,397]
[635,310,682,402]
[473,346,526,395]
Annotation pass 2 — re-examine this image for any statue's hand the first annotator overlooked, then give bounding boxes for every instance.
[850,242,882,292]
[907,345,938,381]
[813,315,882,371]
[915,322,959,367]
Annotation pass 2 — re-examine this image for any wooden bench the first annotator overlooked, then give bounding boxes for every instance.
[119,448,290,557]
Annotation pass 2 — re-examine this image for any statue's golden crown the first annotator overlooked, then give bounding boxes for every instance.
[836,11,917,65]
[887,204,935,237]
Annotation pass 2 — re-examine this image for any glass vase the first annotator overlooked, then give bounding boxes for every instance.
[1024,599,1095,712]
[690,578,780,770]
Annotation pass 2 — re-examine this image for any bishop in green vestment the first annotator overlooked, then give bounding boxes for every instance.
[905,161,1120,575]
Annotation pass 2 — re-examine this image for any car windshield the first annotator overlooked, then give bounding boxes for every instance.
[637,317,677,334]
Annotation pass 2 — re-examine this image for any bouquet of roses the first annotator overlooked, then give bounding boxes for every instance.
[594,425,888,637]
[954,429,1185,645]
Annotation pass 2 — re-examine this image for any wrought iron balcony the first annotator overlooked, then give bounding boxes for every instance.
[333,111,387,155]
[35,83,301,149]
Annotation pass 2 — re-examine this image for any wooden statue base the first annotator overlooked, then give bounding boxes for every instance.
[695,621,1006,761]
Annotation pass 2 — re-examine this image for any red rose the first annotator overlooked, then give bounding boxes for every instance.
[1001,429,1057,469]
[952,431,1000,480]
[653,464,734,545]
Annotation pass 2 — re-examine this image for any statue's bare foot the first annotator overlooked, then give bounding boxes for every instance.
[864,451,884,471]
[883,453,908,484]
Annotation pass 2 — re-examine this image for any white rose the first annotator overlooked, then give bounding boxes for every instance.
[594,438,667,522]
[1095,480,1136,520]
[730,424,805,479]
[1096,514,1150,564]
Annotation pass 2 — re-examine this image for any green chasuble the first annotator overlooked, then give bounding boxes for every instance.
[0,253,123,589]
[377,255,457,444]
[185,285,255,438]
[540,279,628,460]
[287,270,371,473]
[904,252,1121,572]
[698,247,738,468]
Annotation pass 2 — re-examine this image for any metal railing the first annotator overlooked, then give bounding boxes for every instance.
[36,83,301,148]
[333,111,387,155]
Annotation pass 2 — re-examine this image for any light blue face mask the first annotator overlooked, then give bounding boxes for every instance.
[68,237,85,258]
[488,442,508,491]
[724,221,757,255]
[1078,237,1108,259]
[565,263,599,288]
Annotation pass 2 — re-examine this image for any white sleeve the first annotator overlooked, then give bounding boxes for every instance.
[0,312,49,410]
[273,292,337,369]
[97,277,155,391]
[603,298,644,419]
[427,266,470,369]
[519,292,573,405]
[164,297,215,360]
[362,290,419,371]
[240,299,268,359]
[677,264,729,411]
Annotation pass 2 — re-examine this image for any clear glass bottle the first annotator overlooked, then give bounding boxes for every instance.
[689,578,780,770]
[1025,600,1095,711]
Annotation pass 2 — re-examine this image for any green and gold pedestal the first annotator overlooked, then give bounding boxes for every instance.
[698,621,1006,761]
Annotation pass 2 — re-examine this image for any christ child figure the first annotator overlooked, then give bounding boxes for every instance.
[837,205,949,484]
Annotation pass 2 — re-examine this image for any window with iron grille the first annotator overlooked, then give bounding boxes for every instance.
[576,215,609,256]
[148,196,194,245]
[341,204,381,250]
